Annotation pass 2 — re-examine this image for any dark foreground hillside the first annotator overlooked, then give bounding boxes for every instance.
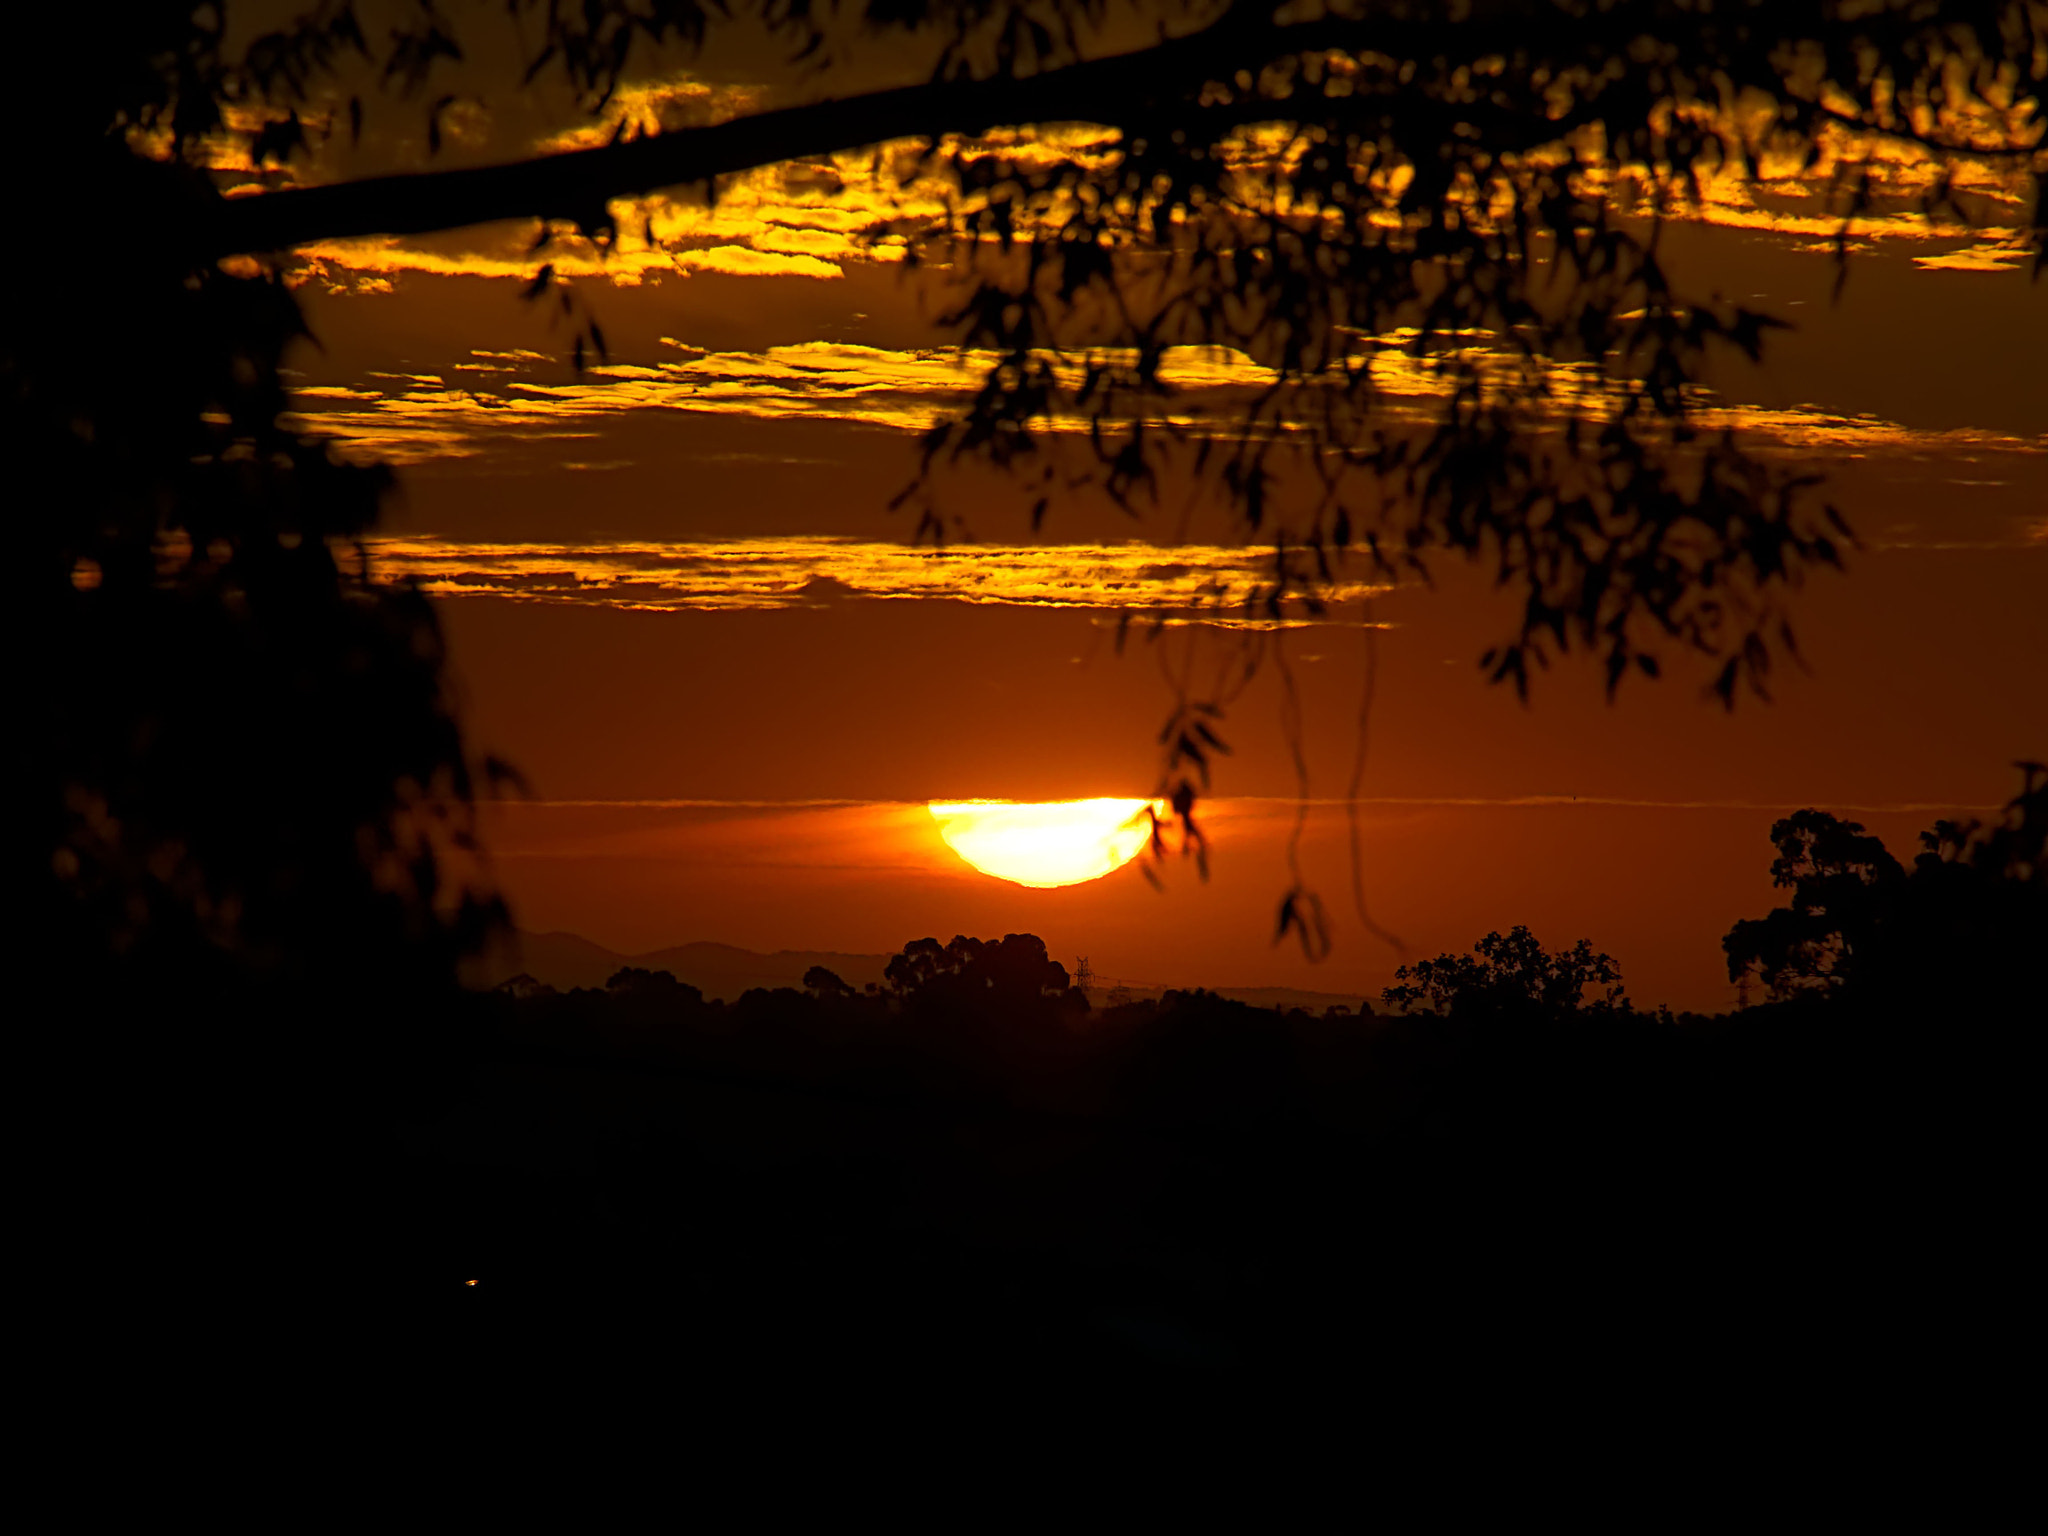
[50,780,2041,1463]
[83,949,2026,1443]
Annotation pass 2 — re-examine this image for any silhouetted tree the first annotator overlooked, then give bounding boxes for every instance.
[1722,810,1904,1001]
[1879,764,2046,1014]
[21,4,2043,981]
[399,886,2035,1400]
[1382,925,1628,1019]
[883,936,957,996]
[607,966,703,1004]
[202,2,2041,684]
[885,932,1071,1003]
[1913,763,2046,890]
[1725,764,2046,1007]
[17,11,506,1000]
[803,965,854,998]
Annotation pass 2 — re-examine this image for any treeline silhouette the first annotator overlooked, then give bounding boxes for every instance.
[277,770,2034,1412]
[66,770,2038,1440]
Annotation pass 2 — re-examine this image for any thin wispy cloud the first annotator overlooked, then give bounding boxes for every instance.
[287,337,2048,467]
[363,534,1393,624]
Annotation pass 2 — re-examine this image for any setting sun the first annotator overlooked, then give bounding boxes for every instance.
[927,798,1163,889]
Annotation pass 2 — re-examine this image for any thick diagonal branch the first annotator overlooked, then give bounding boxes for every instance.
[210,10,1348,258]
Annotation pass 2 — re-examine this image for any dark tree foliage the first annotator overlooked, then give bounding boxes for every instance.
[608,965,705,1003]
[12,80,504,1001]
[193,0,2041,705]
[803,963,854,995]
[1380,924,1629,1017]
[884,931,1075,1002]
[421,898,2029,1416]
[17,3,2043,985]
[1724,763,2046,1006]
[1721,808,1905,1000]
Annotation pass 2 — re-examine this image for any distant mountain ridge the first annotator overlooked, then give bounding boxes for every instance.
[484,930,1371,1014]
[484,932,893,1001]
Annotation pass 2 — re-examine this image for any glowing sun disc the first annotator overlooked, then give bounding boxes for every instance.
[928,798,1162,889]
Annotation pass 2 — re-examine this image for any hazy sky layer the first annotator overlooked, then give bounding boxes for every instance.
[475,798,1963,1010]
[254,33,2044,1010]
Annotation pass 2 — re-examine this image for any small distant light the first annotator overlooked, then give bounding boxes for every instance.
[71,557,102,591]
[465,1279,479,1286]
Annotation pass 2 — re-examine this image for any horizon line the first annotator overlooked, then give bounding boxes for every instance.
[489,794,2003,814]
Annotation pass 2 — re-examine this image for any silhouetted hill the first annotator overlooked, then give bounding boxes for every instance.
[482,931,893,999]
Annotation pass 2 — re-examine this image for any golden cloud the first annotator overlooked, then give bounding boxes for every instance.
[1912,238,2037,271]
[259,74,2038,293]
[359,534,1390,624]
[532,80,769,153]
[672,244,845,278]
[284,338,2048,467]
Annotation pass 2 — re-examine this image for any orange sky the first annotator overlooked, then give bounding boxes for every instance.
[255,36,2044,1012]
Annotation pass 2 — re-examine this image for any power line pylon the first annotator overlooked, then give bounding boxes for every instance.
[1073,956,1094,994]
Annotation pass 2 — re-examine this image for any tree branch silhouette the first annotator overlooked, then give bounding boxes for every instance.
[25,0,2044,977]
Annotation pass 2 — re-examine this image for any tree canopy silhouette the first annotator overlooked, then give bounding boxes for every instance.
[803,964,855,997]
[198,1,2043,695]
[885,932,1075,1004]
[1721,808,1904,1000]
[18,2,2043,979]
[17,113,504,996]
[608,965,704,1003]
[1381,924,1629,1018]
[1723,763,2045,1006]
